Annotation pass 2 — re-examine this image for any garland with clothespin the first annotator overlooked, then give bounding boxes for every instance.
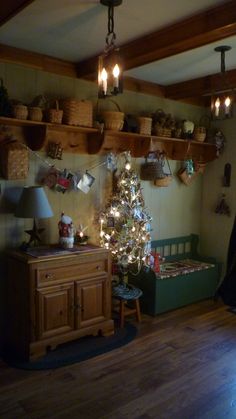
[1,134,110,193]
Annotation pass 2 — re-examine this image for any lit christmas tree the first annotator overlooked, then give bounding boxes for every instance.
[99,152,152,277]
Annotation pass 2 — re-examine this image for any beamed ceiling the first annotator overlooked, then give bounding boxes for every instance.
[0,0,236,106]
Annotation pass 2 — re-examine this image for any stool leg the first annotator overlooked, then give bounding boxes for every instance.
[135,299,141,323]
[120,300,125,328]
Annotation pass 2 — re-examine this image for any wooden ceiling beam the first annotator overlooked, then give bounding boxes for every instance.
[0,1,35,27]
[165,68,236,100]
[76,0,236,78]
[0,43,78,78]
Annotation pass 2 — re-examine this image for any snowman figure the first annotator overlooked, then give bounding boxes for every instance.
[58,212,74,249]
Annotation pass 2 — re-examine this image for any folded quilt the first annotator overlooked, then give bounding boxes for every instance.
[157,259,215,279]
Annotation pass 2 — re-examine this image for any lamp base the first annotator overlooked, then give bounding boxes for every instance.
[25,219,45,246]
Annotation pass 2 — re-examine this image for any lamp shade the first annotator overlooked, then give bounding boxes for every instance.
[15,186,53,219]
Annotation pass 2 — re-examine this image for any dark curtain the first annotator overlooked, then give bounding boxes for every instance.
[218,216,236,306]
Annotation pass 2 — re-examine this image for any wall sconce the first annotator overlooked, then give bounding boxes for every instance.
[98,0,123,98]
[211,46,234,120]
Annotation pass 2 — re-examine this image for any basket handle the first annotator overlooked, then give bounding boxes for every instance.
[165,156,172,175]
[96,98,122,115]
[199,115,211,128]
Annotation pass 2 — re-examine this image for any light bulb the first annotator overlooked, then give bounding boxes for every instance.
[113,64,120,89]
[125,162,131,170]
[224,96,231,115]
[214,97,220,117]
[101,68,107,95]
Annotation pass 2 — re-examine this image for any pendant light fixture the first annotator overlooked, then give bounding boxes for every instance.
[211,46,234,120]
[98,0,123,98]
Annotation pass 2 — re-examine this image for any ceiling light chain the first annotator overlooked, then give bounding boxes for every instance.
[98,0,123,98]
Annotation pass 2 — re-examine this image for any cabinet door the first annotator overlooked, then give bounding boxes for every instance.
[75,276,109,329]
[36,283,74,340]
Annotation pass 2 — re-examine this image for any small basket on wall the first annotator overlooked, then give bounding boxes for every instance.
[154,156,172,187]
[140,152,165,181]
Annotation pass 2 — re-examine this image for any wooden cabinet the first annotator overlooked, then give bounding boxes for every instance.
[6,246,114,360]
[0,116,217,161]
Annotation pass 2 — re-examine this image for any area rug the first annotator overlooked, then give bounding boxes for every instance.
[4,323,137,370]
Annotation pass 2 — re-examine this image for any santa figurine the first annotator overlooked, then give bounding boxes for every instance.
[58,212,74,249]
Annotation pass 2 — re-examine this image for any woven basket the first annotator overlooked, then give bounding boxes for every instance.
[153,155,172,187]
[193,126,206,142]
[0,141,29,180]
[140,153,165,181]
[12,104,28,120]
[154,175,172,187]
[137,117,152,135]
[28,107,43,122]
[60,99,93,127]
[154,126,172,137]
[45,100,63,124]
[102,111,124,131]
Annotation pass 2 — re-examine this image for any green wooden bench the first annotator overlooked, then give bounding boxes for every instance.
[128,234,222,316]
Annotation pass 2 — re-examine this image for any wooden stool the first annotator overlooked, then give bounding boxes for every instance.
[112,282,143,328]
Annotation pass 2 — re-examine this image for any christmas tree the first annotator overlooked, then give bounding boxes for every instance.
[99,152,152,276]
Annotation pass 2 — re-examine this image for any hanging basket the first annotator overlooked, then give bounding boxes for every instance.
[140,152,165,181]
[154,156,172,187]
[0,140,29,180]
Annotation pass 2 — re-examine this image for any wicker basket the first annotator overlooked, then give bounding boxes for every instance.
[0,141,29,180]
[140,153,165,181]
[153,155,172,187]
[193,126,206,142]
[102,111,124,131]
[60,99,93,127]
[45,100,63,124]
[154,175,172,187]
[12,104,28,120]
[154,126,172,137]
[137,117,152,135]
[28,107,43,122]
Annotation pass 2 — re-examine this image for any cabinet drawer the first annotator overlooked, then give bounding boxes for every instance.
[37,259,107,286]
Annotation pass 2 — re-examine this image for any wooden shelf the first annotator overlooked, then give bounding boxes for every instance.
[0,116,217,162]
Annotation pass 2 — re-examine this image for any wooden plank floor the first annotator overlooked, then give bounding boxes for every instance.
[1,299,236,419]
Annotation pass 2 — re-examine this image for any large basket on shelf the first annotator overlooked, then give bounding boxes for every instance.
[60,99,93,127]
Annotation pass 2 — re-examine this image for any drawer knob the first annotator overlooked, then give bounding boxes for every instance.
[45,273,53,279]
[96,265,101,270]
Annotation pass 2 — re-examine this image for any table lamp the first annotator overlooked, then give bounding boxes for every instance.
[15,186,53,246]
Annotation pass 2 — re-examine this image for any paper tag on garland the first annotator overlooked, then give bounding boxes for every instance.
[77,172,95,194]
